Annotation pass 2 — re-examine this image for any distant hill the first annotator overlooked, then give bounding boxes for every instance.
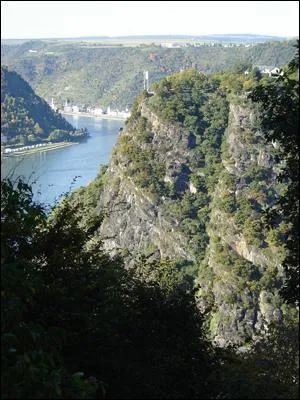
[1,39,297,109]
[1,66,87,145]
[1,33,286,44]
[110,34,285,42]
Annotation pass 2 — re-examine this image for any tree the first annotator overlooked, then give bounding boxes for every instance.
[231,61,253,74]
[248,42,299,303]
[1,177,216,399]
[34,122,44,136]
[48,129,70,142]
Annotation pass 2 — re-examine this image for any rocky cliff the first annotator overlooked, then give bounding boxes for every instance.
[196,102,288,346]
[98,102,196,263]
[75,70,292,345]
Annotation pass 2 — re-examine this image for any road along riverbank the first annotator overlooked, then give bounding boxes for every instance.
[2,142,78,158]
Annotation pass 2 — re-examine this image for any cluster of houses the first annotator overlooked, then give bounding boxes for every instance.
[49,99,131,119]
[160,42,255,48]
[4,142,53,154]
[76,104,131,119]
[45,63,281,124]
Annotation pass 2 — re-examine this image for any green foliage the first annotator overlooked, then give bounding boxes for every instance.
[190,174,207,192]
[1,39,299,398]
[1,177,216,399]
[1,174,298,399]
[48,128,88,142]
[1,178,101,398]
[131,256,189,293]
[248,42,299,303]
[243,217,264,247]
[236,193,254,216]
[48,129,72,142]
[1,178,46,263]
[210,322,299,399]
[122,70,230,266]
[219,170,236,190]
[148,69,221,132]
[119,134,166,196]
[234,209,247,227]
[231,61,253,74]
[218,192,236,214]
[1,66,87,145]
[243,164,268,184]
[1,39,296,109]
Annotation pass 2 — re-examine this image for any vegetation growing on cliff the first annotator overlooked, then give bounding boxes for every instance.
[1,177,298,399]
[1,177,211,398]
[72,62,297,287]
[64,52,299,353]
[248,41,299,303]
[194,43,299,345]
[2,42,298,397]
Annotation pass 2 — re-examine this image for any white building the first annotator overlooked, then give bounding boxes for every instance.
[161,42,181,48]
[63,100,72,113]
[257,66,281,77]
[72,105,80,113]
[270,67,281,76]
[93,108,104,116]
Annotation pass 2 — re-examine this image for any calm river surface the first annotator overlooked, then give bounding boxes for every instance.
[1,115,124,206]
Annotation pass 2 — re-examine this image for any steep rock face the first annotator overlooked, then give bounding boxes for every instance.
[98,101,194,262]
[140,104,196,193]
[81,71,290,346]
[196,102,286,346]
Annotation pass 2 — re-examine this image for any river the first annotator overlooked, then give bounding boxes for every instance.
[1,115,124,207]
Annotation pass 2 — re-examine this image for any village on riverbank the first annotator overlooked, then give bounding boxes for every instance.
[1,103,129,158]
[50,98,131,120]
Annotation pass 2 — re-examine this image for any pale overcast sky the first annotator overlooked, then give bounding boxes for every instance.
[1,1,299,39]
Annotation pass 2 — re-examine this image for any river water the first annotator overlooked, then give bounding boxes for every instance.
[1,115,124,207]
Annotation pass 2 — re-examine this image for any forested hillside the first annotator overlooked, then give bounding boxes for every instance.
[2,175,298,399]
[1,39,296,109]
[1,41,299,399]
[1,66,88,145]
[70,50,298,346]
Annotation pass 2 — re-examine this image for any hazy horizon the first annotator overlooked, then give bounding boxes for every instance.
[1,33,291,42]
[1,1,299,40]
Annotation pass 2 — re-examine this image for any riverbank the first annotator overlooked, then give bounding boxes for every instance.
[2,141,78,158]
[61,111,128,121]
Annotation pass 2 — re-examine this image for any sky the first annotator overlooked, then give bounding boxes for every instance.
[1,1,299,39]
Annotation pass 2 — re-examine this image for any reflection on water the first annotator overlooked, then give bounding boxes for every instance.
[1,116,123,206]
